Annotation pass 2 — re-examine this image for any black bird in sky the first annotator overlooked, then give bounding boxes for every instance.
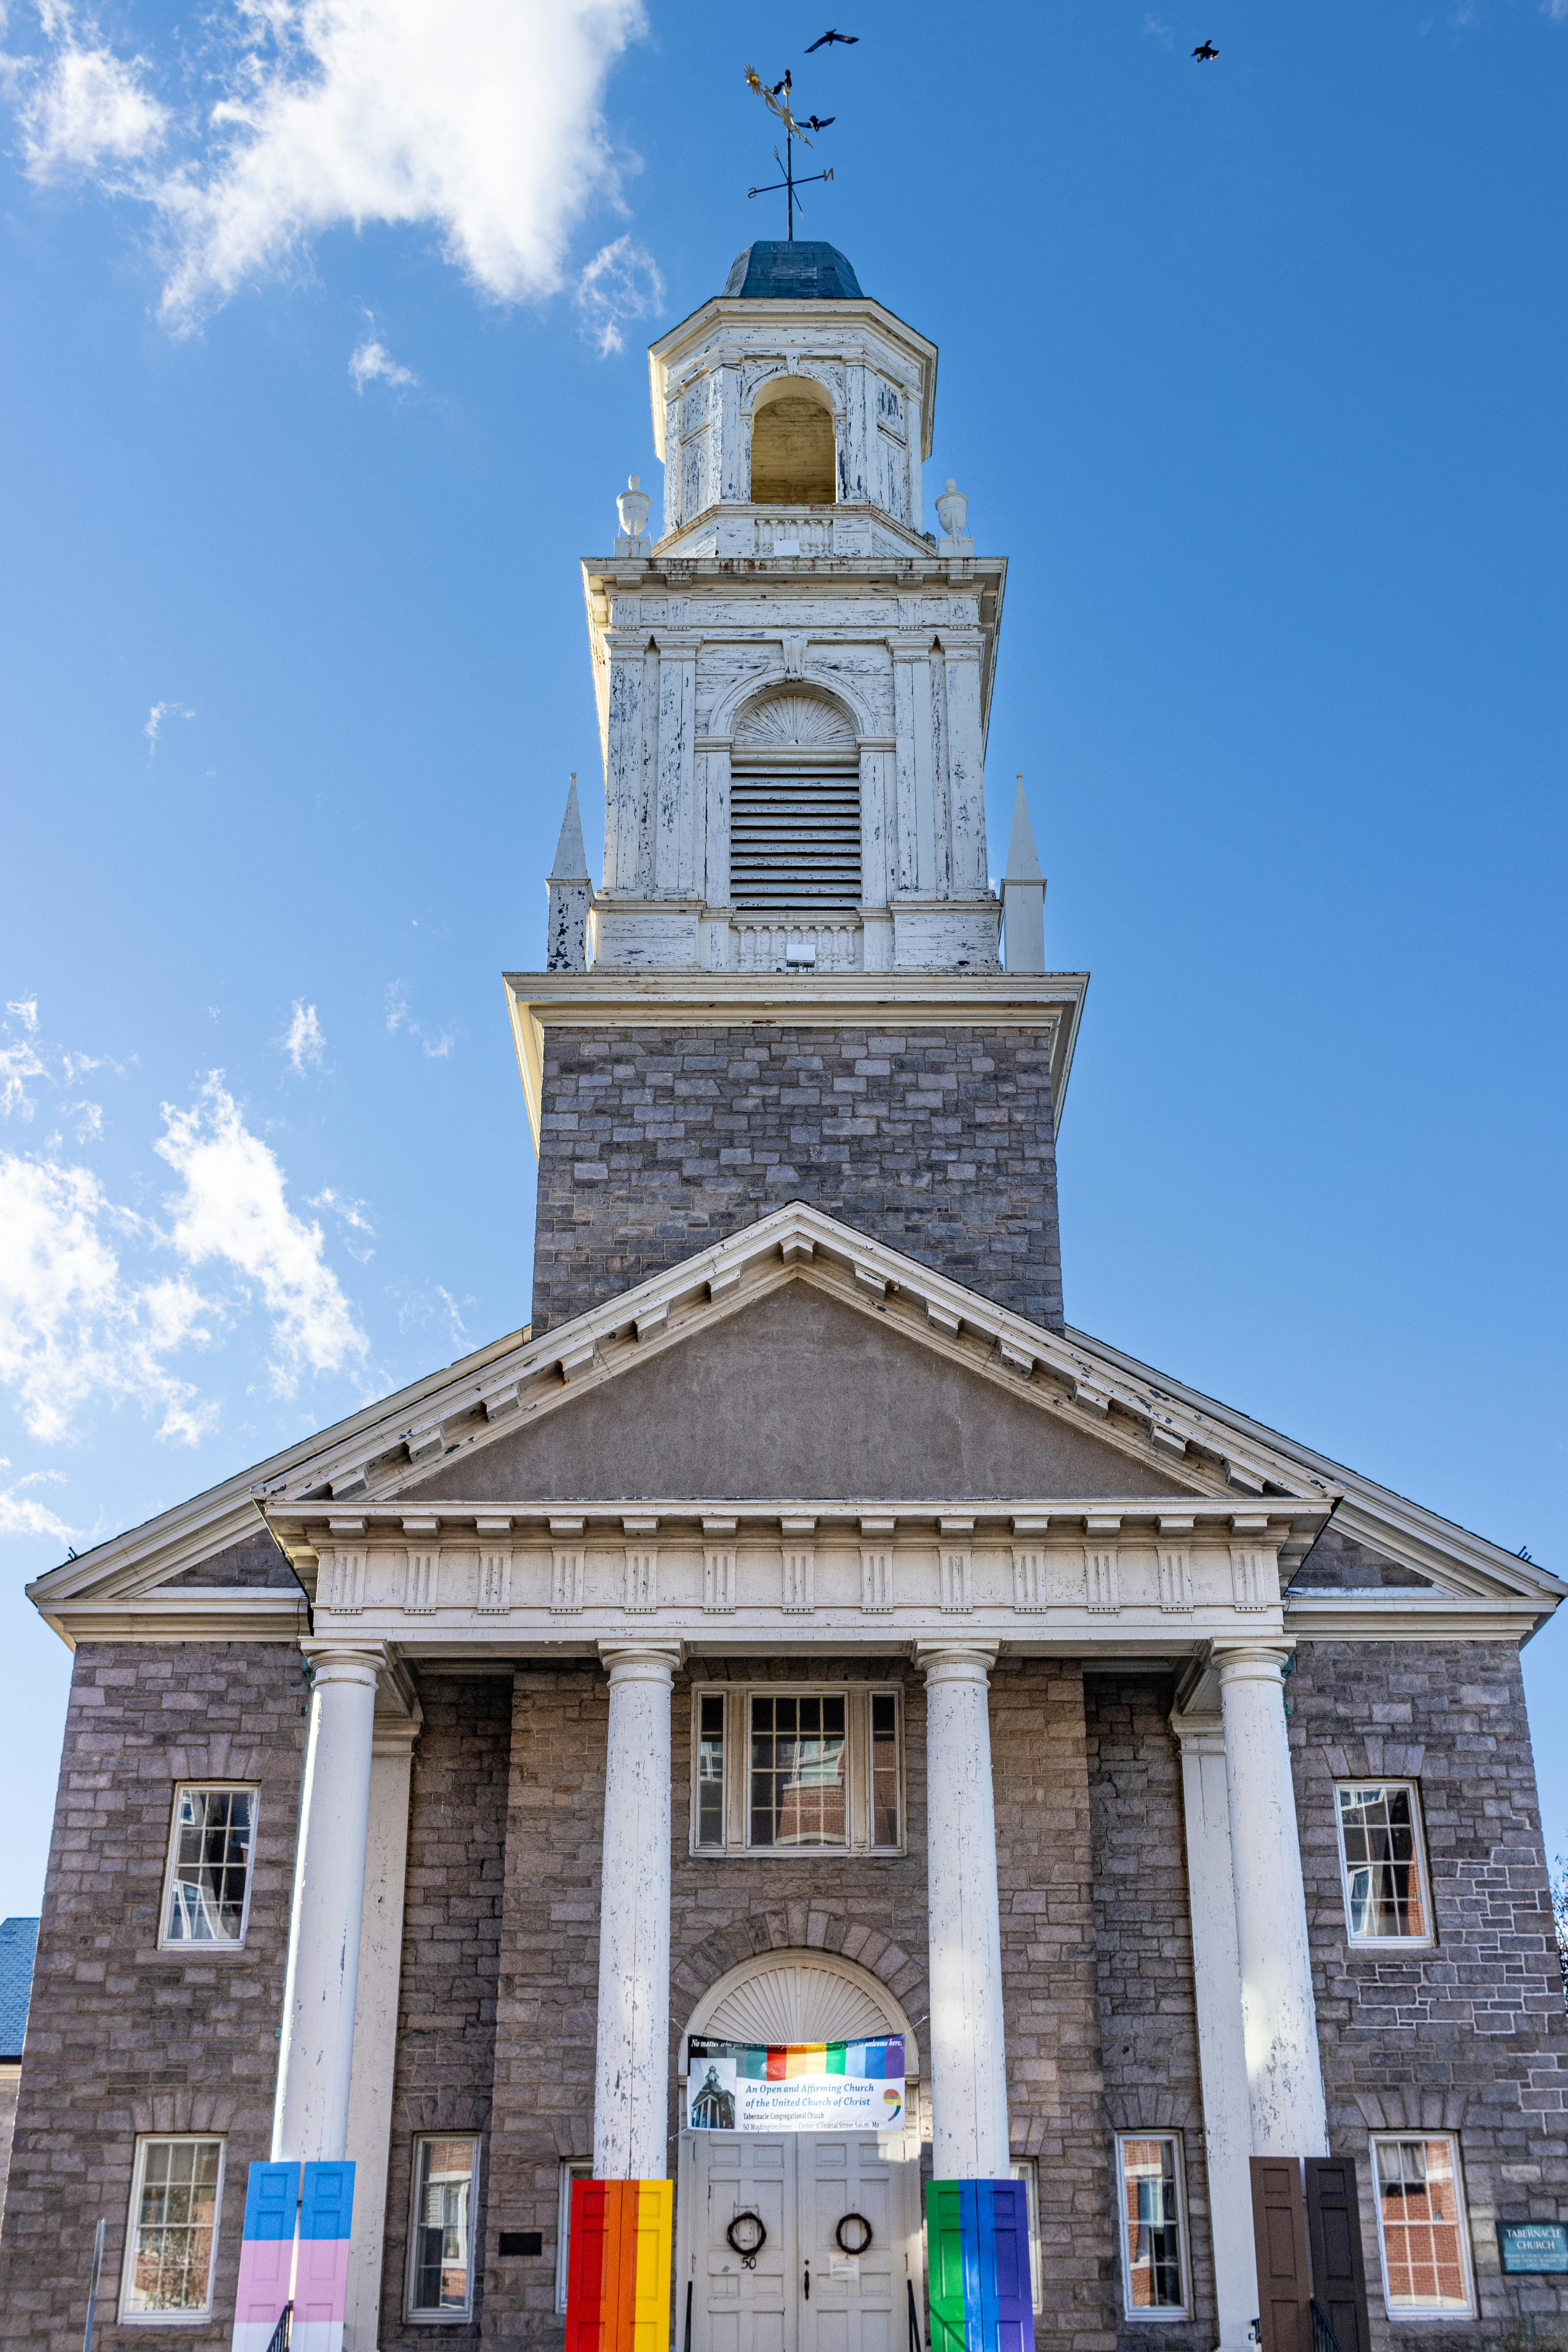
[1193,39,1219,59]
[769,73,791,95]
[803,115,835,131]
[805,29,859,51]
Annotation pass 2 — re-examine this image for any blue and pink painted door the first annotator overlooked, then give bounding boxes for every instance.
[230,2158,354,2352]
[926,2180,1035,2352]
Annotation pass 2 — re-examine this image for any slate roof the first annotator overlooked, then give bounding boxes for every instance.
[0,1916,39,2061]
[722,241,863,300]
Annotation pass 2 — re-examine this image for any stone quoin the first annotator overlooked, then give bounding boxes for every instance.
[2,237,1564,2352]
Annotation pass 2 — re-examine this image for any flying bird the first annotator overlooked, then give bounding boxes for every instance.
[769,74,791,95]
[806,29,859,50]
[1192,39,1219,58]
[803,115,835,131]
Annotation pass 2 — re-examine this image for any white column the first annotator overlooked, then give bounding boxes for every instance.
[1170,1711,1260,2352]
[594,1641,680,2179]
[918,1641,1010,2177]
[1216,1643,1328,2157]
[343,1700,421,2352]
[273,1641,383,2164]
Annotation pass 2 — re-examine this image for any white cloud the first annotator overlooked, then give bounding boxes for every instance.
[145,698,194,756]
[0,1462,75,1543]
[1,1033,48,1119]
[1545,0,1568,20]
[13,1,168,181]
[6,1000,39,1032]
[350,336,416,392]
[156,1074,368,1394]
[309,1184,376,1262]
[0,1151,218,1443]
[574,233,663,357]
[385,980,454,1059]
[283,999,326,1074]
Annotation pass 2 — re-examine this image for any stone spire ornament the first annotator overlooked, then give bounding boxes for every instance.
[546,774,592,972]
[1001,773,1046,973]
[614,475,651,559]
[935,478,973,556]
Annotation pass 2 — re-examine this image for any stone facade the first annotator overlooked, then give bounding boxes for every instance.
[530,1023,1065,1335]
[1292,1639,1568,2352]
[0,1639,305,2352]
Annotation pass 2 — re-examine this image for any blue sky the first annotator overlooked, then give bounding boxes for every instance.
[0,0,1564,1918]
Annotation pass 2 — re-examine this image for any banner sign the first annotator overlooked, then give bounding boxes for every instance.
[687,2036,906,2132]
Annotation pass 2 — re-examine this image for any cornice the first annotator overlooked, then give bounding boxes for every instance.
[1285,1591,1550,1644]
[35,1589,309,1648]
[504,968,1087,1152]
[647,296,940,461]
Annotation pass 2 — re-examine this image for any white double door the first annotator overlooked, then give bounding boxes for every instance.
[684,2130,919,2352]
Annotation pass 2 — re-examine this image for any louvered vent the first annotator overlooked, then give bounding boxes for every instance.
[730,689,861,912]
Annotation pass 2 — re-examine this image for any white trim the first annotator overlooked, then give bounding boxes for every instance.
[118,2133,225,2325]
[555,2159,593,2315]
[406,2131,483,2323]
[679,1948,920,2078]
[1112,2131,1192,2323]
[1334,1780,1436,1952]
[156,1784,259,1954]
[1369,2132,1477,2321]
[1008,2158,1045,2315]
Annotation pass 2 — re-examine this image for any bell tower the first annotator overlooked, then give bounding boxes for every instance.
[512,240,1086,1335]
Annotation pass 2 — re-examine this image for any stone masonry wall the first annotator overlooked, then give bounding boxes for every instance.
[0,1640,306,2352]
[1084,1674,1214,2352]
[379,1673,511,2351]
[1292,1639,1568,2352]
[529,1023,1065,1335]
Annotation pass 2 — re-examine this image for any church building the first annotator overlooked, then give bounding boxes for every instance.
[3,238,1566,2352]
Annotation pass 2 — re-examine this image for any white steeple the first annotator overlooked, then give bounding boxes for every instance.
[545,775,591,973]
[579,240,1007,977]
[1001,774,1046,975]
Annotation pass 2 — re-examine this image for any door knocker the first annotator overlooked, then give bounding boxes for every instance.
[835,2213,874,2256]
[727,2211,767,2270]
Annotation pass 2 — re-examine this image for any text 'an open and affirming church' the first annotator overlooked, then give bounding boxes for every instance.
[3,236,1567,2352]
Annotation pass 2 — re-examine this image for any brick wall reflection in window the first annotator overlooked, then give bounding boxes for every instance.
[163,1786,257,1945]
[122,2136,223,2318]
[410,2136,479,2318]
[697,1694,726,1850]
[1373,2137,1472,2315]
[1337,1784,1429,1942]
[1115,2135,1188,2317]
[871,1694,900,1850]
[750,1694,846,1847]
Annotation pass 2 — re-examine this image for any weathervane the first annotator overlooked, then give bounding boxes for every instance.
[744,29,856,241]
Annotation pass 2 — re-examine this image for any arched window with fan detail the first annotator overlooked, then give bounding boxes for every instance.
[729,688,861,914]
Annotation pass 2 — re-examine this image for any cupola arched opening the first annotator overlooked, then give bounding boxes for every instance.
[750,376,837,506]
[730,686,861,912]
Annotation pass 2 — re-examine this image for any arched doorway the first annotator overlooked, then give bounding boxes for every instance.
[675,1952,923,2352]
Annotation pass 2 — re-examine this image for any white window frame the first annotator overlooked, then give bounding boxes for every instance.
[1335,1781,1435,1950]
[158,1783,260,1953]
[118,2134,225,2325]
[1008,2158,1044,2315]
[686,1684,905,1858]
[1369,2133,1477,2321]
[555,2158,594,2314]
[1113,2132,1192,2323]
[406,2132,482,2324]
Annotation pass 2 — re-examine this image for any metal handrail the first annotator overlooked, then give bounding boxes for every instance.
[908,2277,924,2352]
[1311,2298,1346,2352]
[264,2303,293,2352]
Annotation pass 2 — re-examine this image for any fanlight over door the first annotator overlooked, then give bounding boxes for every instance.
[730,691,861,914]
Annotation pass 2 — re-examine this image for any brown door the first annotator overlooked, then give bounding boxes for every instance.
[1305,2158,1371,2352]
[1250,2158,1312,2352]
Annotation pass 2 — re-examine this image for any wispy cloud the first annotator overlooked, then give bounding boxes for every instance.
[1142,14,1175,47]
[350,336,417,392]
[283,999,326,1075]
[385,981,454,1059]
[2,0,649,331]
[0,1461,75,1542]
[575,233,664,357]
[309,1185,376,1263]
[145,699,194,757]
[394,1279,472,1349]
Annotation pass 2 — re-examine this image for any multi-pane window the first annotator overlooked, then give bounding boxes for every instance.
[555,2158,594,2314]
[688,1687,903,1855]
[1337,1784,1431,1944]
[752,1693,847,1847]
[120,2137,223,2320]
[409,2136,480,2320]
[1372,2137,1473,2316]
[1114,2135,1189,2319]
[1009,2158,1045,2314]
[161,1786,258,1947]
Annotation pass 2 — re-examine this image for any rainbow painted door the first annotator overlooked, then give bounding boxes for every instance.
[925,2181,1035,2352]
[565,2179,675,2352]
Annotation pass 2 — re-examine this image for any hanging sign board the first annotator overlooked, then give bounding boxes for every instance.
[687,2036,906,2133]
[1497,2224,1568,2275]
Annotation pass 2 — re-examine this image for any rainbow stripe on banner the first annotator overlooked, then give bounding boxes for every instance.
[229,2159,354,2352]
[728,2037,903,2081]
[687,2036,906,2132]
[926,2179,1036,2352]
[564,2180,673,2352]
[233,2163,299,2352]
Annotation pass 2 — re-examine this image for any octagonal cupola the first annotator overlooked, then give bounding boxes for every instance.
[647,241,939,557]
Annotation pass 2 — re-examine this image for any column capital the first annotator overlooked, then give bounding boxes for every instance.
[914,1638,999,1684]
[301,1638,387,1689]
[598,1638,683,1683]
[1169,1707,1226,1757]
[1212,1639,1293,1684]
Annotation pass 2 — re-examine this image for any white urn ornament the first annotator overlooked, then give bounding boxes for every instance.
[616,473,651,541]
[935,478,972,552]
